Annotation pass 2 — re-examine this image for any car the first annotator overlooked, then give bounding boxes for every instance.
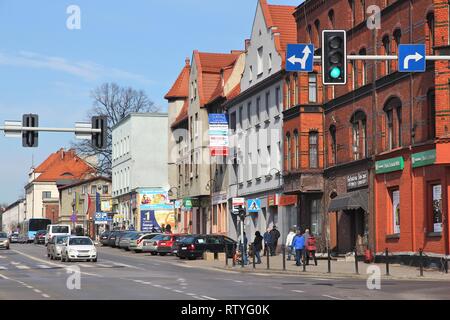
[107,231,123,247]
[142,234,186,256]
[0,232,10,250]
[171,234,192,256]
[34,230,47,244]
[47,235,69,260]
[115,231,133,248]
[118,231,141,250]
[61,236,97,262]
[9,233,19,243]
[45,224,71,246]
[128,233,161,253]
[99,231,111,246]
[177,234,237,260]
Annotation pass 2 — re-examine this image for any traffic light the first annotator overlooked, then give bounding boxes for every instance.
[322,30,347,85]
[91,116,108,149]
[22,114,38,147]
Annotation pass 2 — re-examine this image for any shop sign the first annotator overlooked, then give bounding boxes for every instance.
[100,200,112,212]
[347,171,368,190]
[268,194,279,207]
[183,198,200,209]
[376,157,404,174]
[279,195,297,206]
[412,149,436,168]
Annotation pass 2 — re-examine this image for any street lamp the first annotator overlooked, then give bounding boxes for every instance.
[168,187,179,198]
[205,179,216,192]
[266,168,282,187]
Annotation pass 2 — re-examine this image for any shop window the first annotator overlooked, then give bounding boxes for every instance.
[310,198,322,236]
[430,184,443,233]
[389,188,401,234]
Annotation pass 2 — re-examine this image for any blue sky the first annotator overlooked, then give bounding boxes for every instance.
[0,0,300,205]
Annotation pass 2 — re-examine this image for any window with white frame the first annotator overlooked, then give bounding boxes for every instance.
[257,47,263,75]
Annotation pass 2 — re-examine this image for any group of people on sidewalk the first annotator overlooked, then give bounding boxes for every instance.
[236,226,317,267]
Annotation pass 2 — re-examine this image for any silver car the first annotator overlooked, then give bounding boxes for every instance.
[118,232,141,251]
[47,235,69,260]
[0,232,10,250]
[129,233,161,253]
[142,234,166,255]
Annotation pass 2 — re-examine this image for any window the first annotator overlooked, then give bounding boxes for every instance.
[427,89,436,140]
[257,47,263,75]
[351,111,367,160]
[265,91,270,119]
[266,146,272,175]
[307,25,312,43]
[82,185,87,195]
[275,87,281,111]
[268,53,273,70]
[103,185,109,195]
[431,184,443,233]
[328,9,335,28]
[239,106,243,128]
[286,132,291,171]
[382,35,391,75]
[294,130,299,169]
[230,112,236,132]
[247,153,252,181]
[190,116,193,141]
[293,74,298,105]
[384,97,402,150]
[396,107,402,146]
[309,131,319,169]
[426,13,435,55]
[91,185,97,195]
[314,19,321,47]
[256,97,261,122]
[359,48,367,85]
[42,191,51,199]
[195,152,199,178]
[386,109,394,150]
[349,0,355,26]
[286,78,291,108]
[350,60,356,90]
[361,0,366,21]
[249,66,253,83]
[257,149,261,177]
[393,29,401,71]
[353,121,360,160]
[390,189,400,234]
[308,73,317,103]
[310,198,322,236]
[330,125,337,165]
[247,102,252,127]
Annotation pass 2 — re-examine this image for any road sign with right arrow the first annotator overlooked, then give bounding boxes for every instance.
[398,44,426,72]
[286,44,314,72]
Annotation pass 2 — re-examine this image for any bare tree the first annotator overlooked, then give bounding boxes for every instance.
[73,83,159,176]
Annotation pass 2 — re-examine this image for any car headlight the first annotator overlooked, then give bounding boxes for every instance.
[90,249,97,255]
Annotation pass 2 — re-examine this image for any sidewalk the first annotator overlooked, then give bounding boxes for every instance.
[179,253,450,281]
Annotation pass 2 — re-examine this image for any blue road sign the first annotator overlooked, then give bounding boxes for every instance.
[247,199,261,213]
[286,44,314,72]
[398,44,426,72]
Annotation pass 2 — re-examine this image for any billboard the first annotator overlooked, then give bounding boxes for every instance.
[141,210,176,232]
[139,189,173,210]
[209,113,229,156]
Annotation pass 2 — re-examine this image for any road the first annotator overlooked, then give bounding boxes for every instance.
[0,243,448,300]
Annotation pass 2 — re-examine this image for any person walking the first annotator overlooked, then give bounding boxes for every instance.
[269,226,281,256]
[263,228,272,256]
[306,232,318,266]
[303,228,311,263]
[292,230,305,266]
[253,231,263,264]
[285,228,296,261]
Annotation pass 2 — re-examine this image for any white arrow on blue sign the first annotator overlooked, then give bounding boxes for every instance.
[398,44,426,72]
[286,44,315,72]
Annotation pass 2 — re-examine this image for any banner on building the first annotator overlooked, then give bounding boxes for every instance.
[139,189,173,210]
[209,114,229,156]
[141,210,175,232]
[101,200,112,212]
[94,212,112,225]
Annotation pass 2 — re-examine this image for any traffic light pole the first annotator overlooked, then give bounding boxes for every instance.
[312,55,450,61]
[0,126,101,133]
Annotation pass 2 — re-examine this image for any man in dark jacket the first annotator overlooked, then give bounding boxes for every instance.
[263,228,272,256]
[269,226,281,256]
[253,231,263,264]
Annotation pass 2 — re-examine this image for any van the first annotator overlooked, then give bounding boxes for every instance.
[45,224,71,245]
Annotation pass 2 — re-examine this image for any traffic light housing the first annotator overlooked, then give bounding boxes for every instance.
[92,116,108,149]
[22,114,38,147]
[322,30,347,85]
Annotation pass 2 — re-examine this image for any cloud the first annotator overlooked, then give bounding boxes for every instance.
[0,50,154,85]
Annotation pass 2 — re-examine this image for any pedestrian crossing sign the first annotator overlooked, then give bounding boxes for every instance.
[247,199,261,213]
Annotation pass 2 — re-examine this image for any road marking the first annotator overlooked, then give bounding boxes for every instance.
[78,264,94,268]
[0,273,10,280]
[163,286,172,290]
[42,294,50,298]
[153,284,162,288]
[96,263,111,267]
[193,296,206,300]
[16,265,30,270]
[202,295,218,300]
[174,290,184,293]
[0,266,7,270]
[186,293,196,296]
[37,265,51,269]
[323,294,344,300]
[11,261,19,265]
[33,289,42,294]
[233,280,243,283]
[26,286,33,289]
[0,255,5,259]
[291,290,305,293]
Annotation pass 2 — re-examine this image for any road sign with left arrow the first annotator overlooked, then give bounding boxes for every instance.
[398,44,426,72]
[286,44,314,72]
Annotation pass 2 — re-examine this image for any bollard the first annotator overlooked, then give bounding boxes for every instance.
[282,245,286,271]
[327,249,331,273]
[385,248,390,276]
[241,244,245,268]
[266,249,270,270]
[354,247,359,275]
[419,249,424,277]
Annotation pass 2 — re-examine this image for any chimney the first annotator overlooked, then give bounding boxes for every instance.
[245,39,251,51]
[60,149,65,160]
[185,57,190,66]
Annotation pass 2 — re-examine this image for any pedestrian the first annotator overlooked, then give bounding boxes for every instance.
[303,228,311,262]
[161,224,166,233]
[306,231,318,266]
[263,228,272,256]
[285,228,296,261]
[165,224,172,234]
[238,232,248,265]
[269,226,281,256]
[292,230,305,266]
[253,231,263,264]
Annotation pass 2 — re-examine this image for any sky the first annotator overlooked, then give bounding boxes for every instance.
[0,0,302,205]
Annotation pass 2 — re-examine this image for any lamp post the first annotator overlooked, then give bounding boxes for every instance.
[266,168,282,189]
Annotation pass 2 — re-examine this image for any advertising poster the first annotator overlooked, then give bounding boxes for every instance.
[209,113,229,156]
[139,189,173,210]
[141,210,175,232]
[392,190,400,234]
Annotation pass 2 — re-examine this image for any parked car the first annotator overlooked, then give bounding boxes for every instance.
[107,231,123,247]
[129,233,161,253]
[47,235,69,260]
[45,224,71,246]
[177,234,237,260]
[141,234,187,256]
[115,231,133,248]
[118,231,141,250]
[34,230,47,244]
[167,234,192,256]
[99,231,111,246]
[9,233,19,243]
[61,236,97,262]
[0,232,10,250]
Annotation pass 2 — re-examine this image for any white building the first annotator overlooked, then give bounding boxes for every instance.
[1,199,26,234]
[112,113,169,230]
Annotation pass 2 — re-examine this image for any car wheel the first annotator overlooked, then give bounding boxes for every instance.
[50,254,54,260]
[6,246,10,250]
[159,253,167,256]
[188,257,195,260]
[67,256,71,262]
[61,255,65,262]
[92,258,97,263]
[150,252,157,256]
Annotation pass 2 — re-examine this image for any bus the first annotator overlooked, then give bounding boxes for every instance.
[18,218,52,243]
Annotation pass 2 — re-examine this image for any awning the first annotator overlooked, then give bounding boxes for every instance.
[328,190,368,212]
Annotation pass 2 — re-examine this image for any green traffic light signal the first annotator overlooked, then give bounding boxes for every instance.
[330,67,341,79]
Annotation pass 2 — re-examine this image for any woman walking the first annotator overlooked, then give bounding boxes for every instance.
[253,231,263,264]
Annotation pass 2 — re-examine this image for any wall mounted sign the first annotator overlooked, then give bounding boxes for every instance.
[376,157,404,174]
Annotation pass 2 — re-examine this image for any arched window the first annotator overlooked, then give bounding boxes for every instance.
[309,131,319,169]
[286,132,291,171]
[307,25,313,43]
[294,130,299,169]
[285,77,291,109]
[329,125,337,165]
[293,73,298,105]
[427,89,436,140]
[350,111,367,160]
[349,0,355,27]
[359,48,367,86]
[328,9,335,28]
[426,12,435,55]
[384,97,403,150]
[393,29,402,70]
[350,57,356,90]
[382,35,391,75]
[361,0,366,21]
[314,19,321,47]
[308,73,318,103]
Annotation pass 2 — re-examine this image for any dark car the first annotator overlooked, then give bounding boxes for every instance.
[100,231,111,246]
[107,231,124,247]
[9,233,19,243]
[34,230,47,244]
[171,234,192,256]
[177,235,237,260]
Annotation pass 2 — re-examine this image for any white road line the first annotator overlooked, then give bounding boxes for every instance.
[0,266,7,270]
[291,290,305,293]
[142,282,152,285]
[322,294,344,300]
[26,286,33,289]
[78,264,94,268]
[233,280,243,283]
[33,289,42,293]
[193,296,206,300]
[202,295,218,300]
[153,284,162,288]
[174,290,184,293]
[0,273,10,280]
[11,261,19,265]
[42,294,50,298]
[186,293,196,296]
[163,286,172,290]
[96,263,111,267]
[16,265,30,270]
[37,265,51,269]
[0,256,5,259]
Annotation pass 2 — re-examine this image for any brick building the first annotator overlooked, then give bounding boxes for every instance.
[293,0,449,259]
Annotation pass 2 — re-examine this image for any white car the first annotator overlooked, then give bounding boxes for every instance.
[45,224,71,246]
[61,236,97,262]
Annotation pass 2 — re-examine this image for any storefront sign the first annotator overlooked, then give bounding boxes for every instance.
[232,198,245,207]
[376,157,404,174]
[212,193,227,205]
[183,198,200,209]
[268,194,279,207]
[279,195,298,206]
[94,212,112,225]
[100,200,112,212]
[412,149,436,168]
[347,171,369,190]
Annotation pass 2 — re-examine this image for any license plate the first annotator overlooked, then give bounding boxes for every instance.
[182,247,187,250]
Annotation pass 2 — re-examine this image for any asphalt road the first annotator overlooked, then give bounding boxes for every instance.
[0,243,448,300]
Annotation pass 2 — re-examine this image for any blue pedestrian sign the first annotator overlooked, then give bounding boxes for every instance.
[286,44,315,72]
[247,199,261,213]
[398,44,426,72]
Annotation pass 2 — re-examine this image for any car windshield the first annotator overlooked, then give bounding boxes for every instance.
[0,232,7,238]
[130,233,144,240]
[52,226,69,233]
[69,238,93,246]
[180,237,196,244]
[56,236,68,244]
